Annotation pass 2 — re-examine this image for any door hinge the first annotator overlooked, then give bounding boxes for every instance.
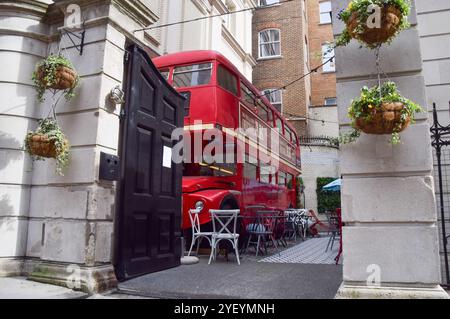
[119,107,126,121]
[124,51,131,64]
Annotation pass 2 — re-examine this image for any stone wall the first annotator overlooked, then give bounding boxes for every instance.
[0,0,162,293]
[332,0,448,298]
[416,0,450,283]
[161,0,256,81]
[300,145,339,214]
[0,0,51,276]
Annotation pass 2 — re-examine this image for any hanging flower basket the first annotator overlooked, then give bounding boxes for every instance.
[27,133,59,158]
[24,119,70,175]
[354,101,411,134]
[347,5,402,46]
[341,82,423,145]
[36,65,77,90]
[32,55,80,102]
[336,0,411,48]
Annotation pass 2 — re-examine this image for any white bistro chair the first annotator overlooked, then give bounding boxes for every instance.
[187,209,213,256]
[208,209,241,265]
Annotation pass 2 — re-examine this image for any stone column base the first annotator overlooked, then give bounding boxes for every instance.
[335,283,449,299]
[0,258,25,277]
[28,261,118,294]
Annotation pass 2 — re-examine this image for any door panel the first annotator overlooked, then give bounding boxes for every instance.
[116,45,185,281]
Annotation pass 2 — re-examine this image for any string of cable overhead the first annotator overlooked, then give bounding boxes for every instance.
[256,55,335,99]
[133,0,295,33]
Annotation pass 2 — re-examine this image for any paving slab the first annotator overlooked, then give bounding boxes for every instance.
[119,257,343,299]
[0,277,87,299]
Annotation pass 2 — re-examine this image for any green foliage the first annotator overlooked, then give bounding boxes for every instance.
[342,81,423,144]
[32,54,79,102]
[24,119,70,175]
[335,0,412,48]
[316,178,341,214]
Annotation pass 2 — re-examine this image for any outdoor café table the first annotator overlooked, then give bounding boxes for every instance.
[239,214,286,255]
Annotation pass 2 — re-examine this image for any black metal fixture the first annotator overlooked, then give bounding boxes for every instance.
[60,23,86,55]
[430,102,450,289]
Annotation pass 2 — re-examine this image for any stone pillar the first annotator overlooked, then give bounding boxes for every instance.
[332,0,448,298]
[0,0,51,277]
[0,0,161,293]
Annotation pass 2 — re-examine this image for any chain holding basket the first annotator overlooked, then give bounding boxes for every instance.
[26,34,78,175]
[335,0,423,145]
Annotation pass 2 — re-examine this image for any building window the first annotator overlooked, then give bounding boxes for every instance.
[325,97,337,106]
[259,0,279,6]
[217,65,238,96]
[322,44,335,72]
[319,1,332,24]
[258,29,281,58]
[262,89,282,112]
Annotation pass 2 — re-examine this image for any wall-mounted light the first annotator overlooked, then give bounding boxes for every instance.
[109,86,125,105]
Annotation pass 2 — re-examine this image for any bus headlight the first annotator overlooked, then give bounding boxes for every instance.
[195,201,205,212]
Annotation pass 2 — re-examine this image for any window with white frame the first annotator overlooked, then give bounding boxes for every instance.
[325,97,337,106]
[262,89,282,112]
[319,1,332,24]
[322,44,335,72]
[259,0,280,6]
[259,29,281,58]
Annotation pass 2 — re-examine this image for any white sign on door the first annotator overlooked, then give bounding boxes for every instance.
[163,146,172,169]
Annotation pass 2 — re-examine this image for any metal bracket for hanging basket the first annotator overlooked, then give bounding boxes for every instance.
[58,22,86,56]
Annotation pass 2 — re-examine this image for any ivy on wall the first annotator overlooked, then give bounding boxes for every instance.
[316,177,341,214]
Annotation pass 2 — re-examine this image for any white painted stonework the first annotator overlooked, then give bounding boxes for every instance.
[0,0,256,294]
[333,0,448,298]
[157,0,256,81]
[0,0,178,293]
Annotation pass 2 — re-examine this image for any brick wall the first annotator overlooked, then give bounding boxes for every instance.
[252,0,309,137]
[307,0,337,108]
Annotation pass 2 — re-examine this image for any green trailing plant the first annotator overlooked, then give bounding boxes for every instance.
[24,118,70,175]
[32,54,79,102]
[340,81,423,145]
[316,178,341,214]
[336,0,412,48]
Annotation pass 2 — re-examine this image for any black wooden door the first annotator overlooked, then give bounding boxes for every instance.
[115,45,185,281]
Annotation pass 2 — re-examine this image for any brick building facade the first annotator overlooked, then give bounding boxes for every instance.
[307,0,336,108]
[252,0,310,136]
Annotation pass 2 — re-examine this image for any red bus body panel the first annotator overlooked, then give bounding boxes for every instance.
[153,50,301,229]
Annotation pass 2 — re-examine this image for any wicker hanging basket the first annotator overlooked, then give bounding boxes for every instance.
[347,5,402,46]
[37,65,78,90]
[354,102,410,135]
[27,134,58,158]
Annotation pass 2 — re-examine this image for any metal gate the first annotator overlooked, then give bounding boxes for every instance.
[115,44,185,281]
[430,102,450,289]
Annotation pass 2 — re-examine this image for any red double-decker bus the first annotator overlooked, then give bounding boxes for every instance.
[153,51,301,230]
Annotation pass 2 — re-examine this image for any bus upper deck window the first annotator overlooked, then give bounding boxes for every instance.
[173,63,212,88]
[159,69,170,81]
[241,83,256,106]
[257,103,269,122]
[276,118,283,134]
[218,65,238,95]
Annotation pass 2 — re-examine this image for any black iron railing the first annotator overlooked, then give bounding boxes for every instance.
[298,136,339,149]
[430,102,450,289]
